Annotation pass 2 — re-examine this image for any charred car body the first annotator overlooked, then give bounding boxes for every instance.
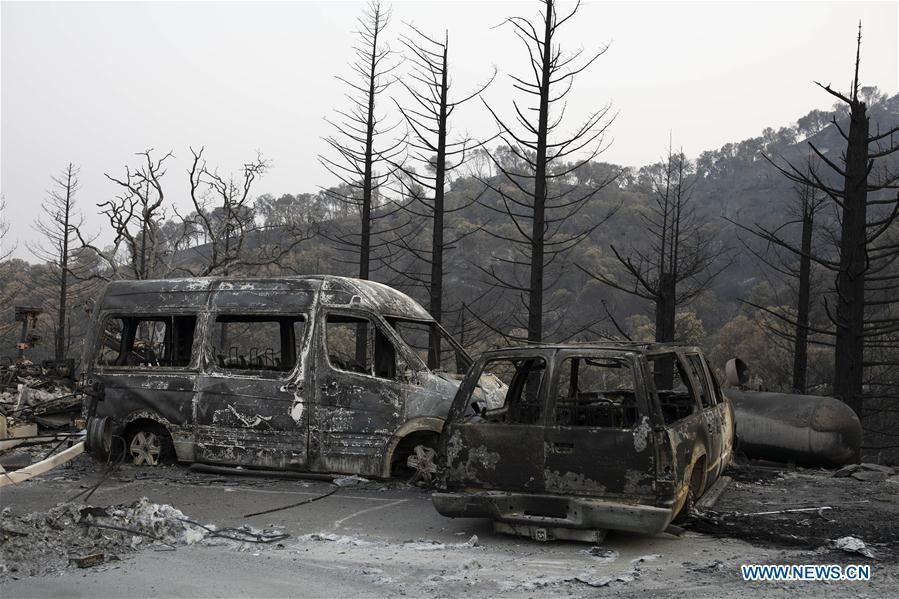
[82,276,475,480]
[432,343,735,541]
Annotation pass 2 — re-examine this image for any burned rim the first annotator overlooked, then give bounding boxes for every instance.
[391,433,439,485]
[406,444,438,485]
[126,422,173,466]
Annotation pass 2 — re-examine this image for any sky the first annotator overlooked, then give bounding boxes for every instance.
[2,0,897,260]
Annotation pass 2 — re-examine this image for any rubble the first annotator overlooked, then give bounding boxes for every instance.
[333,475,371,487]
[0,498,289,581]
[0,360,82,477]
[401,535,481,551]
[831,462,896,481]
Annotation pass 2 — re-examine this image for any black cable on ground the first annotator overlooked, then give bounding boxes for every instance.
[66,435,126,504]
[189,463,335,482]
[243,484,341,518]
[41,436,70,461]
[0,432,81,442]
[177,518,290,544]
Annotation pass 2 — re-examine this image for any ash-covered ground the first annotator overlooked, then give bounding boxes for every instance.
[1,454,897,597]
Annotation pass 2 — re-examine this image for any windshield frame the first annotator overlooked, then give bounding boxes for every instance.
[385,317,473,373]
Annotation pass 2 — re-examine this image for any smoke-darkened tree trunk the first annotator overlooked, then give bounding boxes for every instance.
[832,92,869,414]
[30,163,82,359]
[579,141,728,346]
[792,177,819,394]
[388,25,493,367]
[319,1,403,281]
[739,26,899,417]
[478,0,618,344]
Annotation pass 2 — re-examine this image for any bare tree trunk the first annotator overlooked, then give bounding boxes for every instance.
[655,272,676,343]
[55,165,75,360]
[360,28,377,281]
[833,99,869,416]
[32,164,81,361]
[427,40,449,368]
[792,197,814,394]
[527,5,553,344]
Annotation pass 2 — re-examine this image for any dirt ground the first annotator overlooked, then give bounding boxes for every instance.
[1,453,897,598]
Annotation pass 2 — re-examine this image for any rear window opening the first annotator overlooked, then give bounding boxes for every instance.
[554,356,639,429]
[212,315,306,373]
[98,315,197,368]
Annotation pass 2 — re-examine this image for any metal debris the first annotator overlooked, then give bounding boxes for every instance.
[832,536,876,559]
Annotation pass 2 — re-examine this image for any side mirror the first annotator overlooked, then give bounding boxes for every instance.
[724,357,749,388]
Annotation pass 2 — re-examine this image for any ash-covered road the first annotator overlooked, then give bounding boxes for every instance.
[2,455,895,598]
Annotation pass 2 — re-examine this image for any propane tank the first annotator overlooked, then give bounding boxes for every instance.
[725,387,861,467]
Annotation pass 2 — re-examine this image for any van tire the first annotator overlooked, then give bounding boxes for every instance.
[391,432,439,486]
[125,422,173,466]
[86,417,112,459]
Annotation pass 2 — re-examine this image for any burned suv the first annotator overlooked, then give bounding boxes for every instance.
[432,343,734,541]
[82,276,473,480]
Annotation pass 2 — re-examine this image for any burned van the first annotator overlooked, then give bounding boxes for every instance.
[82,276,475,480]
[432,343,735,541]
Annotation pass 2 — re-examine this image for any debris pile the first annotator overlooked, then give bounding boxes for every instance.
[0,498,288,581]
[831,462,896,482]
[1,360,80,435]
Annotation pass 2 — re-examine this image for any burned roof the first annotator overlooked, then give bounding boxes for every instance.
[477,341,702,358]
[99,275,432,320]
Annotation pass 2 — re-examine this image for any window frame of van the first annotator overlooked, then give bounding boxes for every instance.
[383,317,473,375]
[546,350,647,431]
[94,312,201,372]
[321,308,419,383]
[204,311,310,381]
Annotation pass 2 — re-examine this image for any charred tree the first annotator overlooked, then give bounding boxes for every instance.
[578,143,728,347]
[479,0,618,343]
[180,147,311,277]
[734,157,827,394]
[737,25,899,416]
[791,175,824,394]
[387,24,494,367]
[319,1,404,281]
[76,149,173,281]
[29,164,84,359]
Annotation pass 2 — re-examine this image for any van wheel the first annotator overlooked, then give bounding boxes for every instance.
[391,433,439,486]
[127,424,172,466]
[406,444,438,485]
